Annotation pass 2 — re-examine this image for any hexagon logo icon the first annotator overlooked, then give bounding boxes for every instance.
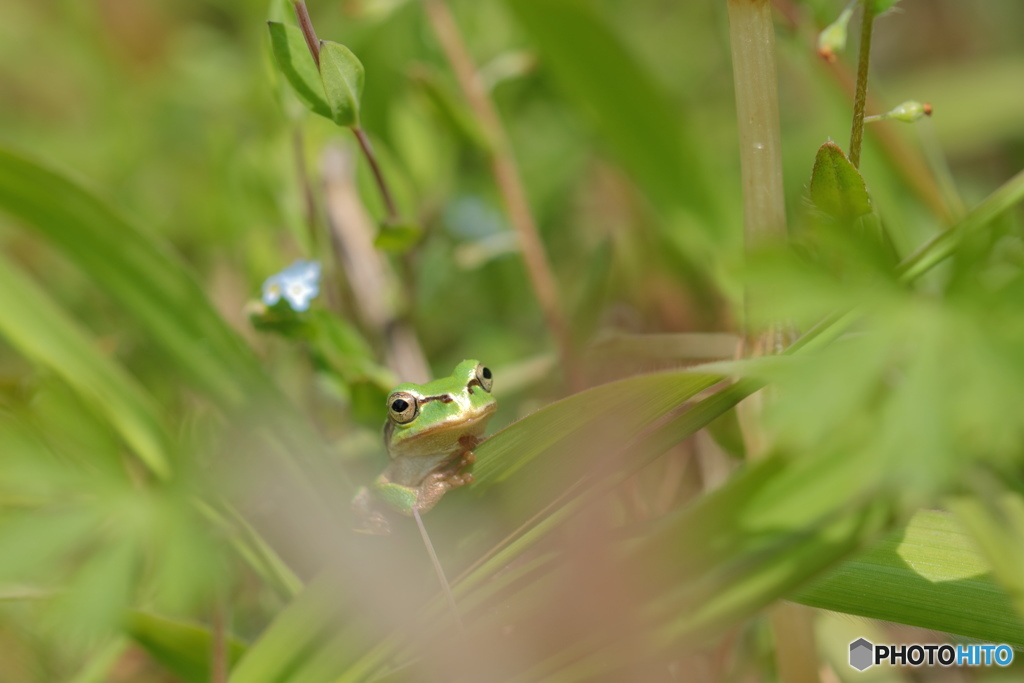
[849,638,874,671]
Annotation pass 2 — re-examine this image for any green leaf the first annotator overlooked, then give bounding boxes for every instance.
[318,40,365,128]
[372,220,422,252]
[0,254,173,479]
[796,508,1024,648]
[808,141,873,224]
[870,0,901,14]
[128,611,247,683]
[267,21,332,119]
[0,147,265,409]
[228,576,374,683]
[470,370,722,525]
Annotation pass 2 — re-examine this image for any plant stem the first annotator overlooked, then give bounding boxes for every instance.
[848,1,875,168]
[413,508,465,634]
[727,0,788,339]
[352,127,399,223]
[421,0,579,389]
[292,1,400,225]
[292,1,320,68]
[211,600,228,683]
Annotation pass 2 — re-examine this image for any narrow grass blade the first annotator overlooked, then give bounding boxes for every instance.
[0,254,173,478]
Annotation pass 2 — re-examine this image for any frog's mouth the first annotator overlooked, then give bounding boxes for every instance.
[443,401,497,430]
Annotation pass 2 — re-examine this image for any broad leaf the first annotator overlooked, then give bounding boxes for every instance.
[319,40,365,128]
[267,21,332,119]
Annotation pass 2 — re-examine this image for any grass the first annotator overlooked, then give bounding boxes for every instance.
[0,0,1023,680]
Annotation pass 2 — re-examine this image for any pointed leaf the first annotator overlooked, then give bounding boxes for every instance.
[318,40,365,128]
[808,141,873,224]
[267,21,332,119]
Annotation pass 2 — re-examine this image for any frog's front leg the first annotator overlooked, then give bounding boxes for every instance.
[377,449,477,517]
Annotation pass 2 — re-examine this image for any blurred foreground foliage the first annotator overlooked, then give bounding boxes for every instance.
[0,0,1023,681]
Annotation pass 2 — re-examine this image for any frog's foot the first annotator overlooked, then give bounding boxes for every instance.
[412,467,473,514]
[352,486,392,535]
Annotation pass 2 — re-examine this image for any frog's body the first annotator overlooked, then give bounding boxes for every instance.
[352,360,496,534]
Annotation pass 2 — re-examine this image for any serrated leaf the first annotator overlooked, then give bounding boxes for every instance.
[809,140,873,224]
[319,40,365,128]
[267,22,332,120]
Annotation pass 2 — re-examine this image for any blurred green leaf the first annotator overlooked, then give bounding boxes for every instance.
[409,65,491,152]
[947,493,1024,622]
[228,575,374,683]
[319,40,365,128]
[373,220,423,253]
[267,21,332,119]
[871,0,902,14]
[471,370,721,524]
[796,508,1024,648]
[128,611,247,683]
[0,147,266,409]
[0,253,172,478]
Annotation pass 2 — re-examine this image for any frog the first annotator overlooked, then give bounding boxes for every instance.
[352,359,496,535]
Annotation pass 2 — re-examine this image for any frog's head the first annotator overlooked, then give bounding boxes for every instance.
[383,360,497,458]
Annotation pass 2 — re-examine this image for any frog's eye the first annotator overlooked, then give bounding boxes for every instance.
[475,363,494,393]
[388,392,419,424]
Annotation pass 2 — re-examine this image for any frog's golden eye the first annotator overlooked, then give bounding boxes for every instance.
[475,363,493,393]
[388,391,419,424]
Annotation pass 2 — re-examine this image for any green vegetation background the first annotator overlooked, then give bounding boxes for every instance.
[1,0,1023,681]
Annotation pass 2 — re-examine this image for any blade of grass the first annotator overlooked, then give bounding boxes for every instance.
[127,611,247,683]
[0,253,173,479]
[0,146,267,409]
[795,508,1024,648]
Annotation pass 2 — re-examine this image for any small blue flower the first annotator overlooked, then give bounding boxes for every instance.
[262,260,321,312]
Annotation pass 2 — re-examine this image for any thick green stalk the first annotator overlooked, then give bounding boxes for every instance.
[727,0,788,337]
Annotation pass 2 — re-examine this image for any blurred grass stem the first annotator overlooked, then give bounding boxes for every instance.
[413,508,465,634]
[211,600,228,683]
[848,1,875,168]
[421,0,578,389]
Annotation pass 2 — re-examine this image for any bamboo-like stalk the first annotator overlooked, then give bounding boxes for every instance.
[421,0,579,389]
[728,2,818,681]
[727,0,788,342]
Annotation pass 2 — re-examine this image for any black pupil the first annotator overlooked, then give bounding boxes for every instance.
[482,367,492,380]
[391,398,409,413]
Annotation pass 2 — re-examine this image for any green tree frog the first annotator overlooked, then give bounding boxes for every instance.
[352,359,496,534]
